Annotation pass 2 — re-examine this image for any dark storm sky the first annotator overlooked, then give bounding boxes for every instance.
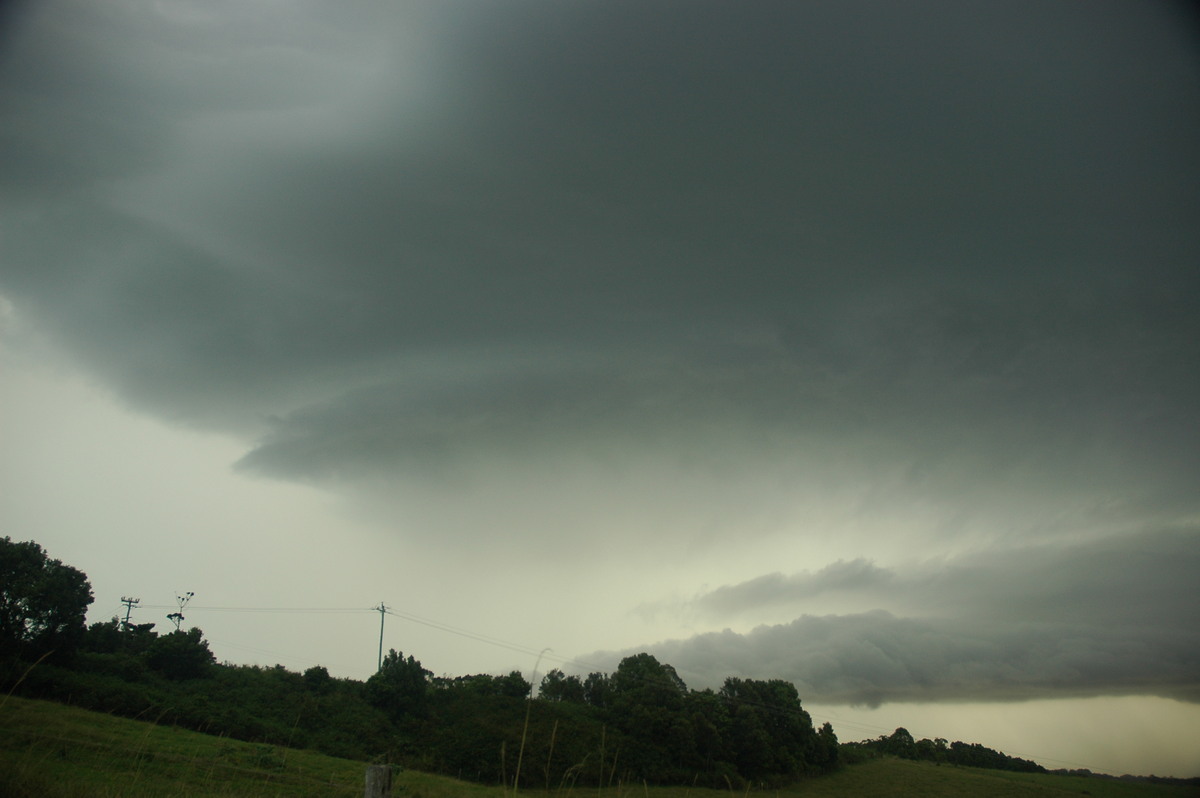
[1,0,1198,715]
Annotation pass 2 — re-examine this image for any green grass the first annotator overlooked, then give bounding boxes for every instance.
[2,696,1194,797]
[770,758,1198,798]
[0,694,366,797]
[568,760,1197,798]
[0,695,499,798]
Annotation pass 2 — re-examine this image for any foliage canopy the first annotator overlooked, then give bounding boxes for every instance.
[0,536,92,660]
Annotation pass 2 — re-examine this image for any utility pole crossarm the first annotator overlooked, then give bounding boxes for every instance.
[119,596,140,630]
[375,602,387,672]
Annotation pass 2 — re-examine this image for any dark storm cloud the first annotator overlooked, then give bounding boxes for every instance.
[0,2,1193,557]
[0,0,382,194]
[2,0,1198,709]
[0,7,1197,539]
[3,0,1197,435]
[601,526,1200,704]
[647,608,1200,706]
[0,0,1193,492]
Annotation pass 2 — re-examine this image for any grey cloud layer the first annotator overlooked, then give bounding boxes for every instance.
[692,529,1200,627]
[638,609,1200,707]
[603,527,1200,704]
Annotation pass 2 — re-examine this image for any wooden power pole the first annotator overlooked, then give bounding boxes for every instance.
[375,602,387,671]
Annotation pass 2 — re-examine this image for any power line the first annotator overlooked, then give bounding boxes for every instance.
[138,604,371,614]
[382,607,548,659]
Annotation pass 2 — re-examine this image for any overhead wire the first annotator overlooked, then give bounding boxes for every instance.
[382,607,547,659]
[138,605,370,614]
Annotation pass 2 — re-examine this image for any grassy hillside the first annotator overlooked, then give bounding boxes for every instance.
[1,695,1194,797]
[1,694,360,797]
[0,695,492,798]
[798,759,1197,798]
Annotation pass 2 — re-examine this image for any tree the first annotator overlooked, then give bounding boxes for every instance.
[914,736,948,764]
[0,537,93,660]
[539,668,586,702]
[686,689,732,769]
[583,671,612,708]
[885,727,916,759]
[81,617,124,653]
[303,665,332,693]
[83,617,158,655]
[432,671,531,699]
[813,721,840,770]
[145,627,215,679]
[366,649,431,720]
[720,677,816,778]
[611,653,687,697]
[608,654,693,779]
[496,669,532,699]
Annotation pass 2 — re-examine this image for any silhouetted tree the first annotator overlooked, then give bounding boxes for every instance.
[885,727,916,758]
[366,649,430,721]
[83,617,158,655]
[686,688,734,775]
[145,627,214,679]
[539,668,586,702]
[720,678,817,778]
[583,670,612,708]
[0,536,92,661]
[915,735,948,763]
[608,653,693,779]
[814,721,840,769]
[303,665,332,693]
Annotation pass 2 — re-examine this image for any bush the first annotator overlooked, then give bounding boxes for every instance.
[145,628,214,680]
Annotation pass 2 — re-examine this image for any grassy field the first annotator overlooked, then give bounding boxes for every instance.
[0,694,365,797]
[1,695,1195,797]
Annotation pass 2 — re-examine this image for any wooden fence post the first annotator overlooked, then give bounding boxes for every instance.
[365,764,392,798]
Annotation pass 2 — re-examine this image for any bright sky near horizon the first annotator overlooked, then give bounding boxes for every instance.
[1,0,1198,779]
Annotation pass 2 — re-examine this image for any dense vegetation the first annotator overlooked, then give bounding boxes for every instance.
[841,726,1045,772]
[8,641,838,788]
[1,536,837,788]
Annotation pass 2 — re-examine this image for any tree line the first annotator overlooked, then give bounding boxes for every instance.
[840,726,1045,773]
[370,649,840,787]
[1,536,835,788]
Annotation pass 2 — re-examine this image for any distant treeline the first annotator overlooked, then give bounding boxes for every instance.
[842,726,1044,773]
[1048,769,1200,789]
